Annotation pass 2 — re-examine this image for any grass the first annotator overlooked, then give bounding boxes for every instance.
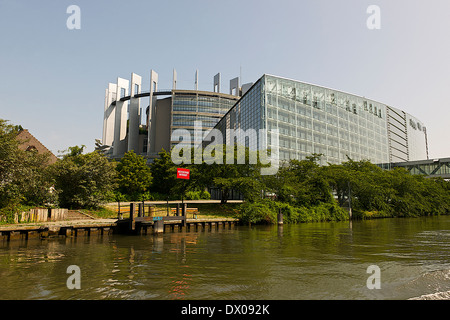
[79,207,117,219]
[93,202,242,220]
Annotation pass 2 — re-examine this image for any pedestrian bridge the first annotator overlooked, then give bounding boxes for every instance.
[388,158,450,179]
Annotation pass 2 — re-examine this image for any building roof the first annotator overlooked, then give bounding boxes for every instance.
[16,129,58,165]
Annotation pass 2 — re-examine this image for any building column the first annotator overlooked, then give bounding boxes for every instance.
[128,73,142,154]
[213,73,221,93]
[113,77,129,157]
[147,70,158,156]
[103,83,117,147]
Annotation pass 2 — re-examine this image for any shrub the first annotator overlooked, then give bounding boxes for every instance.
[238,200,276,224]
[185,190,211,200]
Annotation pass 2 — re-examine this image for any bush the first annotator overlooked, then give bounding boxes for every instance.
[238,199,349,225]
[185,190,211,200]
[238,200,276,224]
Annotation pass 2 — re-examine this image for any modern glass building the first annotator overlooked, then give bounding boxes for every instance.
[102,71,428,166]
[206,74,428,166]
[102,70,241,161]
[170,90,239,150]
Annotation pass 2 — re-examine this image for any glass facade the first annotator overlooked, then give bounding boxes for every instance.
[214,80,264,151]
[265,75,390,165]
[170,91,238,148]
[210,75,391,165]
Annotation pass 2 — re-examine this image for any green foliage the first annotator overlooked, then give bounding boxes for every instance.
[116,151,152,200]
[237,198,349,225]
[0,120,55,209]
[185,190,211,200]
[150,149,179,196]
[49,146,117,209]
[238,200,276,224]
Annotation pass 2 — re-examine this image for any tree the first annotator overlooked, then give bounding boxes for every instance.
[116,151,152,200]
[49,146,117,209]
[0,119,55,209]
[288,154,334,207]
[150,149,179,197]
[0,120,23,207]
[192,145,263,204]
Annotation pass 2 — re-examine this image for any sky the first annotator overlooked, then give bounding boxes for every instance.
[0,0,449,159]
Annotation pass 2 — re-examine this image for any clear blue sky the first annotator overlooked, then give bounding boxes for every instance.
[0,0,449,159]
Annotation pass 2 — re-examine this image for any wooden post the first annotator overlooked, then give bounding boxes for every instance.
[348,181,353,220]
[182,204,187,228]
[138,203,144,217]
[129,203,136,231]
[154,220,164,233]
[277,208,283,225]
[166,197,170,216]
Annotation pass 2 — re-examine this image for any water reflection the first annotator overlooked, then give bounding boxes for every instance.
[0,216,449,300]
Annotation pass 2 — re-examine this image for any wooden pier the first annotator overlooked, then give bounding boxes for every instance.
[115,202,238,235]
[0,203,239,242]
[0,219,117,242]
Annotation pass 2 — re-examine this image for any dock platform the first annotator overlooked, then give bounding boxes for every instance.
[0,214,239,242]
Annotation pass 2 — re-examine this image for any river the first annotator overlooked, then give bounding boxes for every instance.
[0,215,449,300]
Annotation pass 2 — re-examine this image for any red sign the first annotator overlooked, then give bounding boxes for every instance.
[177,168,190,180]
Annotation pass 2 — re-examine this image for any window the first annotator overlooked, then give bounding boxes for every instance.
[121,88,126,98]
[135,84,139,94]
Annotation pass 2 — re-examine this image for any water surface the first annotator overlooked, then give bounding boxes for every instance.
[1,216,449,300]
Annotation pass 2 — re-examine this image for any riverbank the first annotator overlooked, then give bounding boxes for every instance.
[95,201,243,220]
[0,214,239,242]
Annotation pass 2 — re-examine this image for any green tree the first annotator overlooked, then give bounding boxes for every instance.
[0,119,55,209]
[195,145,263,204]
[289,154,334,207]
[49,146,117,209]
[150,149,179,197]
[116,151,152,200]
[0,120,23,207]
[327,158,393,215]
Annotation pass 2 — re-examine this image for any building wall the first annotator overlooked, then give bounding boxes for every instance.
[386,106,408,162]
[153,97,172,153]
[103,85,239,160]
[208,74,427,166]
[265,75,391,165]
[170,90,239,150]
[405,113,428,161]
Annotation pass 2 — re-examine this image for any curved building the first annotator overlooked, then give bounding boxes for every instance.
[102,71,429,166]
[207,74,428,166]
[102,70,242,160]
